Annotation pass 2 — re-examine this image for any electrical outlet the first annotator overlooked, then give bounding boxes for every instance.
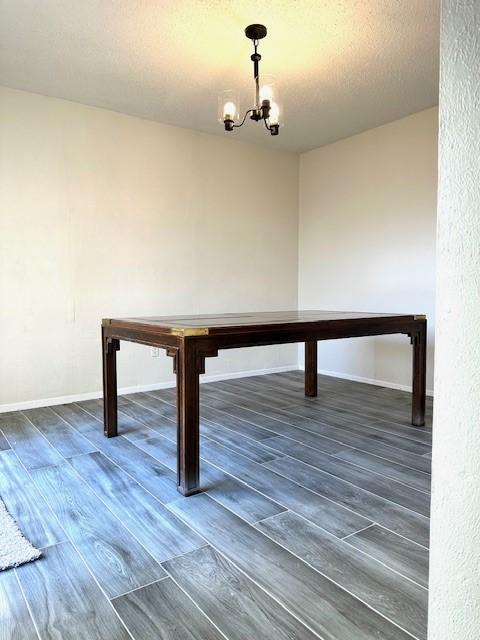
[151,347,160,358]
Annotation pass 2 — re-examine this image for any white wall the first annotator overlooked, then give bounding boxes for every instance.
[428,1,480,638]
[0,86,438,409]
[298,109,437,392]
[0,87,299,409]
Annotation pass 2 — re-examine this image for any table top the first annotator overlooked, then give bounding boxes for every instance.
[104,310,424,337]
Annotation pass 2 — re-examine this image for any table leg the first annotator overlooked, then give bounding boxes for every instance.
[411,321,427,426]
[176,340,201,496]
[102,329,119,437]
[305,340,318,397]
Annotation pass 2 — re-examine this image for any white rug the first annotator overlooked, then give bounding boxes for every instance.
[0,498,41,570]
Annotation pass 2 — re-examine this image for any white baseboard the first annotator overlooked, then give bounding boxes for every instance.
[0,365,298,413]
[1,363,433,413]
[299,367,434,397]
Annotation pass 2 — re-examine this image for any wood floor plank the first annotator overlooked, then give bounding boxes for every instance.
[260,371,393,403]
[222,376,433,438]
[309,388,432,428]
[131,434,287,523]
[31,462,166,598]
[369,384,433,410]
[308,370,432,400]
[0,429,10,451]
[201,420,280,463]
[334,448,431,492]
[22,406,97,458]
[200,394,353,456]
[128,433,181,471]
[206,386,431,456]
[200,439,371,537]
[83,433,180,503]
[320,376,433,422]
[280,389,433,438]
[168,494,412,640]
[16,542,131,640]
[322,378,434,417]
[256,511,427,639]
[264,456,430,547]
[345,524,429,588]
[69,451,205,563]
[288,401,432,445]
[0,450,65,548]
[112,577,225,640]
[0,412,64,470]
[117,396,176,439]
[57,401,283,523]
[200,403,274,441]
[0,374,431,639]
[204,471,287,524]
[55,399,159,444]
[316,380,434,417]
[124,394,279,463]
[78,399,156,440]
[124,392,177,422]
[209,370,428,427]
[202,394,432,473]
[57,407,181,505]
[249,372,434,428]
[261,372,434,423]
[128,391,278,458]
[0,568,38,640]
[152,387,176,401]
[262,435,430,516]
[52,402,100,435]
[164,545,319,640]
[209,379,293,409]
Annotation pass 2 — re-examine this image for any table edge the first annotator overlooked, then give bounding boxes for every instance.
[102,314,426,338]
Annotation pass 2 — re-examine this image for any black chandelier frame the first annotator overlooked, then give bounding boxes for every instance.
[223,24,280,136]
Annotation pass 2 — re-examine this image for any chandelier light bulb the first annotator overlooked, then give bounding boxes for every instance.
[260,84,274,103]
[223,101,236,120]
[268,101,280,125]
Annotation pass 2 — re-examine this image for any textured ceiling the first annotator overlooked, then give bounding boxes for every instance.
[0,1,439,152]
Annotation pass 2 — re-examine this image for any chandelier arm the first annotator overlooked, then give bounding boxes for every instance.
[233,109,255,128]
[263,116,272,132]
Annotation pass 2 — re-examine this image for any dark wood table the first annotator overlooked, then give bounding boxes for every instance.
[102,311,427,496]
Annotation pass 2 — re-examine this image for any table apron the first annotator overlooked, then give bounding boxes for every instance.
[193,323,419,351]
[103,319,423,352]
[102,325,180,350]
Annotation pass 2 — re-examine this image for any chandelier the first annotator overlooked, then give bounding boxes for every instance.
[219,24,280,136]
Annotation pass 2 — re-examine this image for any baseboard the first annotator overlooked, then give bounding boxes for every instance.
[298,367,434,397]
[0,365,298,413]
[1,363,432,413]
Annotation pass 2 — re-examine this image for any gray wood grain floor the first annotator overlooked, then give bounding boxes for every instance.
[0,372,431,639]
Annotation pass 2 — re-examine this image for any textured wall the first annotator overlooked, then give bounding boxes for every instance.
[428,2,480,638]
[298,109,437,392]
[0,87,298,408]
